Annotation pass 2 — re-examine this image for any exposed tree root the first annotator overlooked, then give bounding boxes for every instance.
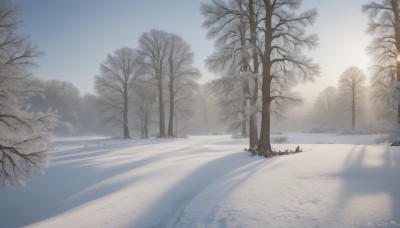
[244,148,258,156]
[390,141,400,146]
[245,146,303,157]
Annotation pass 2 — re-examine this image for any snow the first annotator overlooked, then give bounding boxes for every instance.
[0,134,399,228]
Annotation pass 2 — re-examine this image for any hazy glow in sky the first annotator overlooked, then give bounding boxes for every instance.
[15,0,371,105]
[298,0,371,106]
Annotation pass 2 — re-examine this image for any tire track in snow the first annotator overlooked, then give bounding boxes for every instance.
[164,153,255,228]
[132,149,262,228]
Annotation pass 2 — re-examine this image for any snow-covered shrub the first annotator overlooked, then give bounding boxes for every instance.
[272,136,289,144]
[387,126,400,145]
[374,134,389,144]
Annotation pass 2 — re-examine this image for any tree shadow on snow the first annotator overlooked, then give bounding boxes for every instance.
[0,138,227,227]
[130,152,266,228]
[325,145,400,226]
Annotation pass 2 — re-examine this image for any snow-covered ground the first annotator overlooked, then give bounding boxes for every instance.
[0,133,399,228]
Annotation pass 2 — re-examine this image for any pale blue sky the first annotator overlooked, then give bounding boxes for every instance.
[15,0,371,100]
[15,0,214,95]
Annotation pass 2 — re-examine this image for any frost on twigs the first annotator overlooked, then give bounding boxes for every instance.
[0,144,48,187]
[0,109,57,187]
[0,1,58,187]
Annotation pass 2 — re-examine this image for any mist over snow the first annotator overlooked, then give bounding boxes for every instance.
[1,134,399,228]
[1,0,400,227]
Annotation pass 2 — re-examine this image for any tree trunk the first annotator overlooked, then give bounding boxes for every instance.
[258,77,273,157]
[158,79,166,138]
[167,56,175,137]
[238,3,251,141]
[145,116,149,138]
[203,96,209,133]
[241,81,249,138]
[142,115,149,139]
[123,92,130,139]
[140,120,145,138]
[352,91,355,131]
[258,0,273,157]
[249,115,258,148]
[141,129,145,139]
[241,119,248,137]
[248,0,259,149]
[175,115,178,136]
[167,83,175,137]
[392,0,400,124]
[398,105,400,125]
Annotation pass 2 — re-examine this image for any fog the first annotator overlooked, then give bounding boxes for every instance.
[13,0,394,137]
[25,75,391,138]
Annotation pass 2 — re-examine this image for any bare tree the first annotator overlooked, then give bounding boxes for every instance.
[198,84,213,133]
[189,83,222,134]
[256,0,319,156]
[137,30,170,138]
[25,79,80,135]
[202,0,318,156]
[363,0,400,125]
[43,80,80,110]
[43,80,80,135]
[0,1,58,187]
[338,66,366,131]
[95,47,139,139]
[314,86,339,125]
[174,89,198,136]
[247,0,261,149]
[166,34,200,137]
[25,79,104,135]
[211,81,249,135]
[131,79,156,139]
[201,0,260,146]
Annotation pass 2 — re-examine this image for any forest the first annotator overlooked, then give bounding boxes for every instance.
[0,0,399,227]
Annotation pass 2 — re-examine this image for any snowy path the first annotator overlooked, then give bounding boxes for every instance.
[0,134,399,228]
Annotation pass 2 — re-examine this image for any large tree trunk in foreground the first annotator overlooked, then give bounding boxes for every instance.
[258,92,273,157]
[258,52,273,156]
[258,1,273,157]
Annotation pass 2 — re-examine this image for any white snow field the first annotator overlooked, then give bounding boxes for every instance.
[0,133,399,228]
